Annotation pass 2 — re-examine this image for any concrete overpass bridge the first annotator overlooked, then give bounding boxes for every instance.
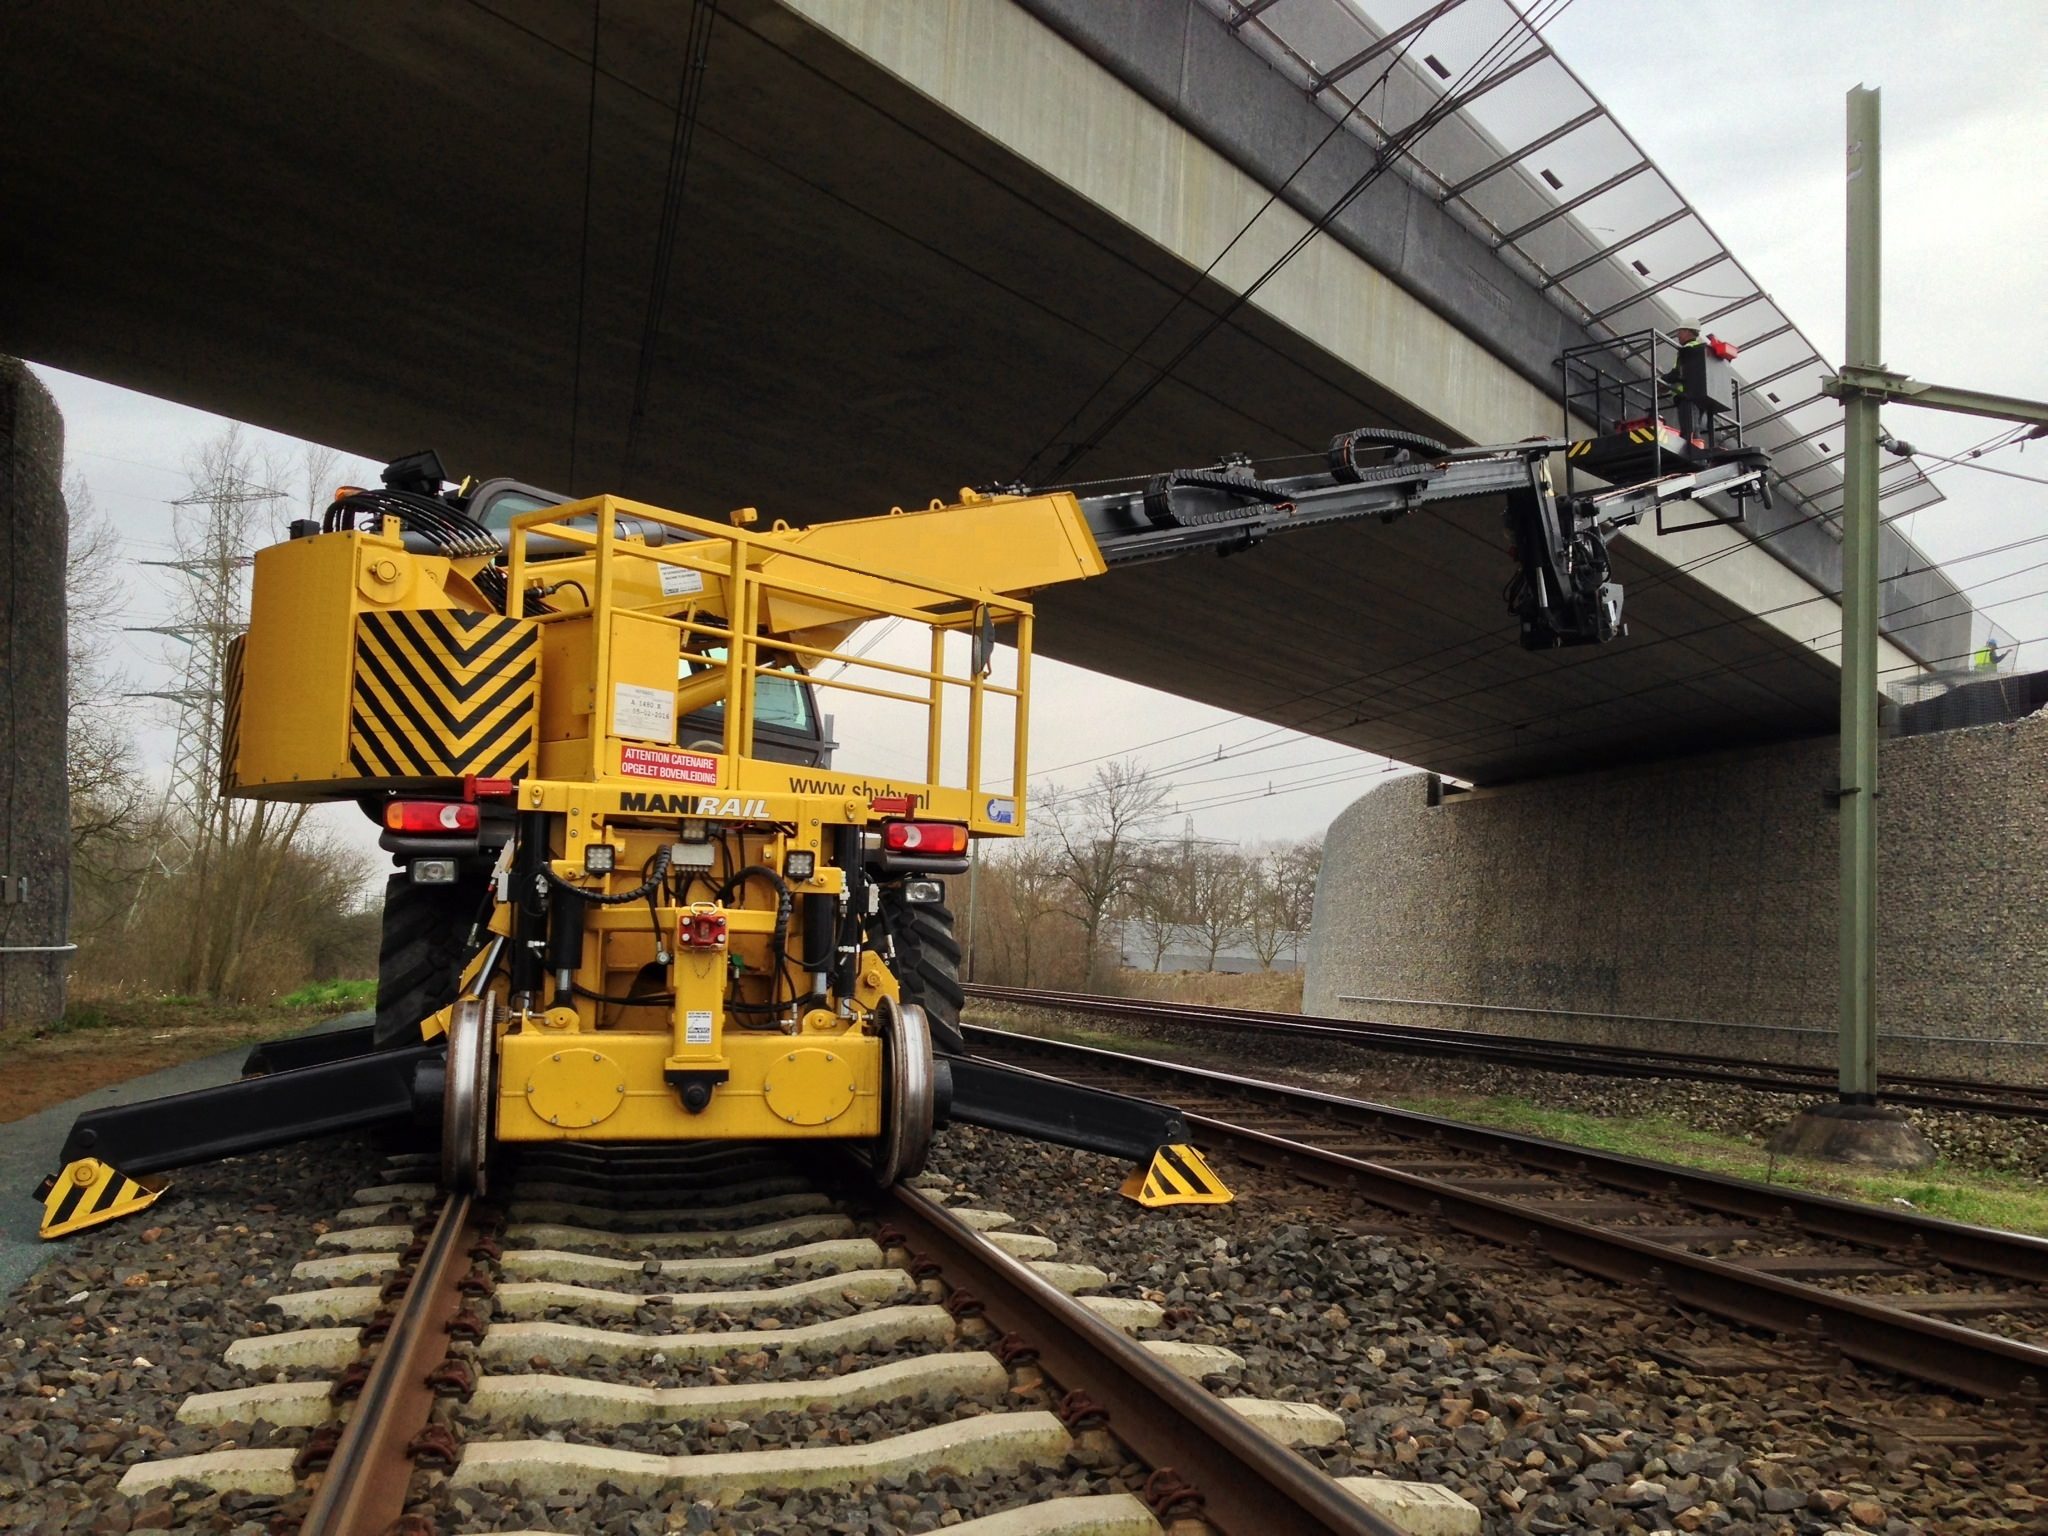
[0,0,1976,784]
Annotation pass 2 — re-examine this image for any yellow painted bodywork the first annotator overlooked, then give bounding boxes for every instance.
[499,1030,882,1142]
[228,484,1108,1152]
[228,520,538,794]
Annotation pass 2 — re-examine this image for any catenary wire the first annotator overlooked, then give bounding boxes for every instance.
[1037,0,1575,482]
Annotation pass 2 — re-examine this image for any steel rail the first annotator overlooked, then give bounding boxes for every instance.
[965,985,2048,1119]
[875,1181,1399,1536]
[299,1190,486,1536]
[1189,1113,2048,1402]
[965,1029,2048,1400]
[964,1026,2048,1287]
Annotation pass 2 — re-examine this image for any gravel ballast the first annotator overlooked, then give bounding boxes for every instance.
[927,1123,2048,1535]
[0,1135,388,1535]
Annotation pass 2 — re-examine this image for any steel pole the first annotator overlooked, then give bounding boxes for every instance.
[1837,86,1882,1103]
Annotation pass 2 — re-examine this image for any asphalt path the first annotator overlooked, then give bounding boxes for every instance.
[0,1009,374,1295]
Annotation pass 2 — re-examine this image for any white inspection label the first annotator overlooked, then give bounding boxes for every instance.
[613,682,677,743]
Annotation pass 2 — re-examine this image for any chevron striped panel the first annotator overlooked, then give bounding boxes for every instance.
[349,609,538,781]
[220,632,247,793]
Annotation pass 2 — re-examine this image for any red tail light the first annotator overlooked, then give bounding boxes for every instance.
[881,820,968,855]
[385,800,480,834]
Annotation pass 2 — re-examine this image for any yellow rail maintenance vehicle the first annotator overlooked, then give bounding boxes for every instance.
[38,418,1768,1239]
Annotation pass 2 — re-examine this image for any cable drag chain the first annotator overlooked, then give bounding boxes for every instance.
[967,1025,2048,1403]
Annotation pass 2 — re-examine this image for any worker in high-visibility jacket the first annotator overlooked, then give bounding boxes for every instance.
[1975,638,2007,671]
[1665,320,1709,444]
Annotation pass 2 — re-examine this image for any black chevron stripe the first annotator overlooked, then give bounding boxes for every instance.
[417,607,522,667]
[370,616,537,717]
[354,650,534,778]
[362,627,536,745]
[351,699,432,778]
[388,610,521,681]
[348,736,386,778]
[369,614,473,700]
[382,607,532,670]
[355,640,450,757]
[475,724,535,779]
[351,678,433,775]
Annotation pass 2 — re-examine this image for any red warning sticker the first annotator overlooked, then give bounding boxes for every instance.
[620,746,720,785]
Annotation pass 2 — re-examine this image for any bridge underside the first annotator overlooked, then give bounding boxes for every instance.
[1,0,1844,783]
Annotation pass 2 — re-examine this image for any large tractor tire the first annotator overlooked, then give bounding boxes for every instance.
[877,890,966,1054]
[373,871,486,1049]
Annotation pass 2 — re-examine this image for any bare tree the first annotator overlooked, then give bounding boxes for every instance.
[1128,858,1185,971]
[300,442,343,518]
[1033,760,1169,984]
[1268,837,1323,966]
[155,427,313,995]
[1183,847,1253,971]
[1244,851,1291,970]
[63,475,155,939]
[981,839,1070,986]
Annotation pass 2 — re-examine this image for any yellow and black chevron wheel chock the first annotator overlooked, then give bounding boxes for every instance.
[36,1159,169,1239]
[1119,1142,1233,1208]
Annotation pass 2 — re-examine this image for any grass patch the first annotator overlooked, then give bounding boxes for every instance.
[1388,1092,2048,1238]
[280,978,377,1012]
[46,1002,113,1035]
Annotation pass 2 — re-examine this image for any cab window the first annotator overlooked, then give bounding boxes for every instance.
[684,648,814,734]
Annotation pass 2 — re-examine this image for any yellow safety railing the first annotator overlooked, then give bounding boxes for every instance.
[503,495,1033,833]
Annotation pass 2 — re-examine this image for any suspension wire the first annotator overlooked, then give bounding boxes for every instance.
[568,0,603,490]
[1036,0,1575,484]
[1024,497,2048,812]
[1015,12,1422,482]
[621,0,722,485]
[1166,618,2048,820]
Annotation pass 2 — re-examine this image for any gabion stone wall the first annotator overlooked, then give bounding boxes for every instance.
[0,359,70,1027]
[1303,711,2048,1081]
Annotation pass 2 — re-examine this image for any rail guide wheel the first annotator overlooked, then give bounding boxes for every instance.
[441,994,496,1195]
[869,995,935,1187]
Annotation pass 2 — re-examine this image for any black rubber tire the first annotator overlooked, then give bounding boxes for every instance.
[876,891,966,1054]
[373,870,487,1049]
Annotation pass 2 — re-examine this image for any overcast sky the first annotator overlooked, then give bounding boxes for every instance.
[34,0,2046,865]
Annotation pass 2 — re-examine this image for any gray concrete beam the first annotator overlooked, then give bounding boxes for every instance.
[0,360,69,1028]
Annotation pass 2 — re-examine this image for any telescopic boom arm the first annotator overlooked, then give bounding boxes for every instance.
[1038,428,1769,649]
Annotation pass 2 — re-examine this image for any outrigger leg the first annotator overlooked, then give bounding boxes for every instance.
[36,1044,442,1238]
[942,1054,1233,1208]
[36,1035,1230,1239]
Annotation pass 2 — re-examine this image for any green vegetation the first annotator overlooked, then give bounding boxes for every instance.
[280,978,377,1011]
[1391,1092,2048,1237]
[48,1002,111,1035]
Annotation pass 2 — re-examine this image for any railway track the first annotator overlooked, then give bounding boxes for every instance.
[967,984,2048,1120]
[111,1142,1432,1535]
[965,1024,2048,1404]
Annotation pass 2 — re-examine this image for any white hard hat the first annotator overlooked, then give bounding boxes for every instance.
[1675,317,1703,332]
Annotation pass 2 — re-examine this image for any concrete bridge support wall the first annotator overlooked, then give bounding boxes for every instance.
[0,360,69,1027]
[1304,711,2048,1081]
